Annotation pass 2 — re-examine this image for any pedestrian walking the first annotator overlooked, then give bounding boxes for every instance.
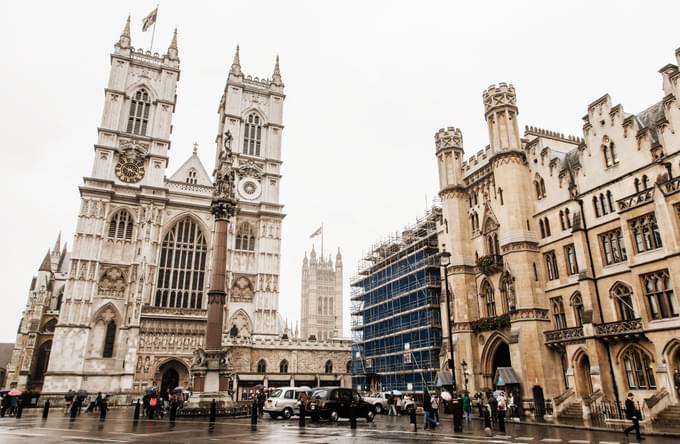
[396,395,403,415]
[497,393,507,434]
[431,393,440,423]
[489,392,498,425]
[623,393,644,441]
[674,369,680,398]
[463,392,472,422]
[388,394,397,416]
[423,390,438,430]
[95,392,102,412]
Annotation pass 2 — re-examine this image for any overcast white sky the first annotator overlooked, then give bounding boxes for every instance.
[1,1,679,343]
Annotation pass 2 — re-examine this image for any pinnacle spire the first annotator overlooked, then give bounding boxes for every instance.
[272,54,284,86]
[53,232,62,253]
[117,15,131,49]
[167,27,179,61]
[39,250,52,272]
[230,45,242,76]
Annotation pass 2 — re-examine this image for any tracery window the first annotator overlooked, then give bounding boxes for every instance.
[154,217,207,309]
[186,169,198,185]
[257,359,267,373]
[612,283,636,321]
[126,88,151,135]
[571,293,584,327]
[103,321,116,358]
[641,270,679,320]
[481,280,496,317]
[600,228,627,265]
[486,232,499,255]
[108,210,134,240]
[622,347,656,389]
[243,113,262,156]
[235,222,256,251]
[630,212,662,253]
[324,360,333,374]
[551,297,567,329]
[564,244,578,275]
[279,359,289,373]
[603,141,618,168]
[535,176,546,200]
[544,250,559,281]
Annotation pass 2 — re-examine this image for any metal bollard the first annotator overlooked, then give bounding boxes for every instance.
[170,400,177,421]
[209,399,217,423]
[453,398,463,432]
[133,400,140,420]
[409,406,417,431]
[250,399,257,425]
[99,400,107,420]
[298,402,306,427]
[349,402,357,429]
[42,400,50,419]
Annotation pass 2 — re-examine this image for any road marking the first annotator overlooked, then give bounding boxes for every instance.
[516,438,535,441]
[568,441,590,444]
[541,439,562,442]
[599,442,619,444]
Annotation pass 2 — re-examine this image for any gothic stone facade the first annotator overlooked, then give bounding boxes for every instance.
[300,246,343,340]
[436,47,680,417]
[5,18,326,399]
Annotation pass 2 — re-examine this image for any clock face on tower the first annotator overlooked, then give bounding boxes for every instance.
[115,142,147,183]
[237,177,262,200]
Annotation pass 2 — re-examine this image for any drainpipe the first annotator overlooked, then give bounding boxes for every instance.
[576,198,622,409]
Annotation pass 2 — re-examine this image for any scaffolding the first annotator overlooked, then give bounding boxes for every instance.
[351,207,442,393]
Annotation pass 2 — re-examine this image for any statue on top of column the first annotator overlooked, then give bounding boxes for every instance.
[212,131,238,219]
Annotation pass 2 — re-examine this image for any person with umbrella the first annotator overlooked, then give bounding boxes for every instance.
[8,389,22,416]
[64,389,76,415]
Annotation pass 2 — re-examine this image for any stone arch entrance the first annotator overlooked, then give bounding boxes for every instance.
[574,352,593,398]
[156,359,189,399]
[663,339,680,401]
[28,340,52,390]
[481,334,512,388]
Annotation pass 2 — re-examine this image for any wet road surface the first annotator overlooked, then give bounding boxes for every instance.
[0,409,677,443]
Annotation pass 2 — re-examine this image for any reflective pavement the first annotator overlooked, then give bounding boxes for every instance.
[0,409,678,443]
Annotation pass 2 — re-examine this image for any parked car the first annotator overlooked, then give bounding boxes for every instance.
[263,387,312,419]
[361,392,392,414]
[307,388,375,422]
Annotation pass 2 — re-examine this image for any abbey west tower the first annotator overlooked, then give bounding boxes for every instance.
[7,17,287,397]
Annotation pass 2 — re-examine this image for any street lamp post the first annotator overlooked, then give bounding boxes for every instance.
[440,246,462,432]
[461,360,469,393]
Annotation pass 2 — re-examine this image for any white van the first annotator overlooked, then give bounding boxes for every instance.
[263,387,300,419]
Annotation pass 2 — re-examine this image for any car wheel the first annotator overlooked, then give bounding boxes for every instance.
[329,410,339,422]
[366,410,375,422]
[269,413,278,419]
[374,404,383,415]
[282,408,293,419]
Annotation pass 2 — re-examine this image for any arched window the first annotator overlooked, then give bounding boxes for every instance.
[559,211,566,230]
[539,219,545,238]
[622,347,656,389]
[126,88,151,135]
[535,180,542,199]
[540,178,546,198]
[593,196,601,218]
[324,360,333,374]
[609,142,618,166]
[346,361,352,373]
[603,144,611,167]
[606,191,614,213]
[486,233,499,255]
[235,222,256,251]
[535,176,547,199]
[551,297,567,329]
[642,175,649,190]
[257,359,267,373]
[154,217,208,309]
[499,272,514,313]
[544,217,551,236]
[279,359,289,373]
[571,293,584,327]
[108,210,134,240]
[103,321,116,358]
[565,208,572,229]
[612,284,636,321]
[43,318,57,333]
[243,113,262,156]
[634,178,640,193]
[186,169,198,185]
[481,280,496,317]
[32,340,52,382]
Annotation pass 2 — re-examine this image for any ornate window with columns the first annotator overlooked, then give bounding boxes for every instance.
[126,88,151,135]
[622,347,656,389]
[154,217,207,309]
[108,210,134,240]
[235,222,256,251]
[481,280,496,317]
[551,297,567,329]
[612,283,636,321]
[243,113,262,156]
[641,270,678,320]
[630,213,662,253]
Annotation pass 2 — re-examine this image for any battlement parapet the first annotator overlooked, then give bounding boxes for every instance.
[435,126,463,151]
[483,82,517,113]
[524,125,584,144]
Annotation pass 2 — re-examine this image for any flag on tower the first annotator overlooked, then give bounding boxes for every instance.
[142,7,158,32]
[309,226,323,238]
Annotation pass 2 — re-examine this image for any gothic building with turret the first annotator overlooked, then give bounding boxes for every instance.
[300,246,343,340]
[7,17,350,402]
[436,47,680,421]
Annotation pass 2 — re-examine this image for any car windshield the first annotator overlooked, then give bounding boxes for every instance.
[311,389,328,400]
[269,389,283,398]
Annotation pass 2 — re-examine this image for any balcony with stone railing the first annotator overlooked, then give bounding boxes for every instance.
[617,188,655,211]
[594,318,644,341]
[476,254,503,275]
[543,326,585,347]
[660,176,680,196]
[471,314,511,333]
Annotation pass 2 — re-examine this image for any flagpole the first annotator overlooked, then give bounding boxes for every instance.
[321,222,324,259]
[149,5,159,52]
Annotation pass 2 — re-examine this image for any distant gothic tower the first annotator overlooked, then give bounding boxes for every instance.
[300,247,343,340]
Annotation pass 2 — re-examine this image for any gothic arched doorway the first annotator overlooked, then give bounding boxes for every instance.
[575,353,593,398]
[28,340,52,390]
[492,342,511,379]
[161,368,179,398]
